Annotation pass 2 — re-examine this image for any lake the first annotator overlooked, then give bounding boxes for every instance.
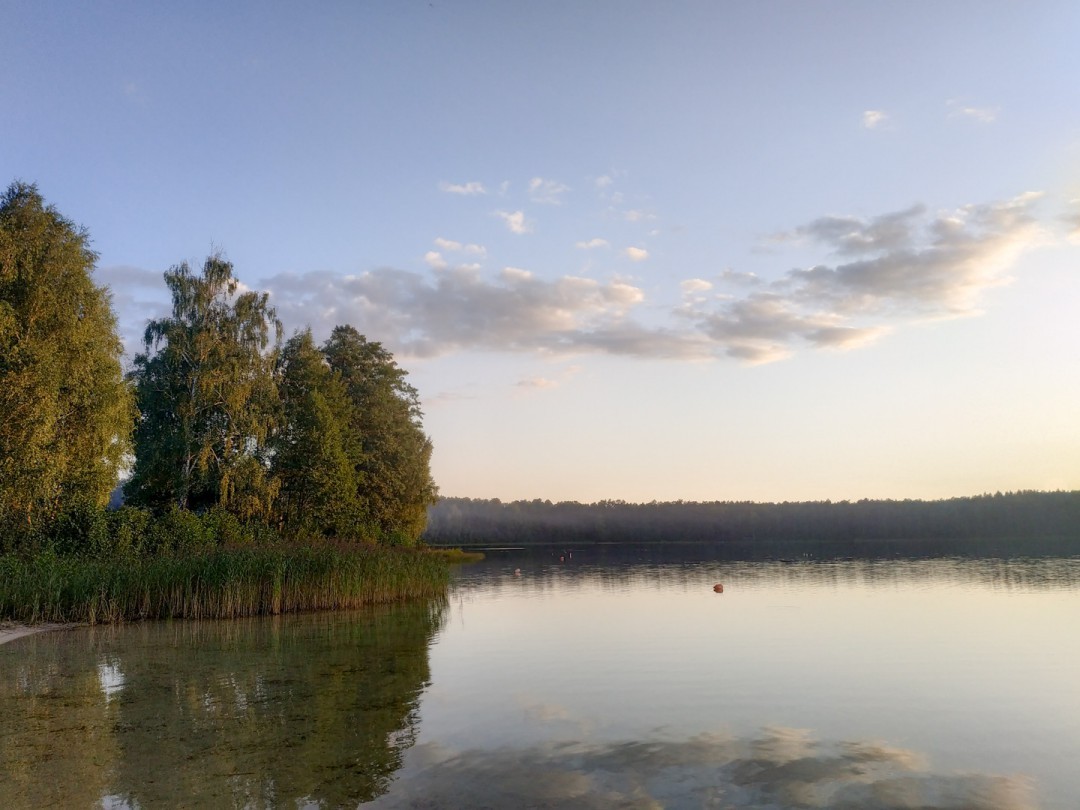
[2,547,1079,808]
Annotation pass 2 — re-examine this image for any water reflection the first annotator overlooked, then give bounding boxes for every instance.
[370,727,1034,809]
[454,548,1080,595]
[0,600,444,809]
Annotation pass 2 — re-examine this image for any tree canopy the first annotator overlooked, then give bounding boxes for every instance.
[0,182,133,545]
[271,329,364,537]
[324,326,438,543]
[2,181,439,552]
[124,262,437,544]
[124,256,282,520]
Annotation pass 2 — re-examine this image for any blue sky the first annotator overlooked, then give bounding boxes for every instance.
[4,1,1079,501]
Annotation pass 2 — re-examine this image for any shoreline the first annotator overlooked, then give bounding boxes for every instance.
[0,622,69,647]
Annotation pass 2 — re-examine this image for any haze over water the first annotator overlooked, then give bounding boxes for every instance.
[3,551,1079,808]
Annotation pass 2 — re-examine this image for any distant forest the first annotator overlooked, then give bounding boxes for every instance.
[423,491,1080,552]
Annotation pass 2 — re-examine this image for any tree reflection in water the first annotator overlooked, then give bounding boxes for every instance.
[0,599,444,808]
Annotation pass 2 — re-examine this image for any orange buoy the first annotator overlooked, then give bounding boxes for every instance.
[713,583,724,593]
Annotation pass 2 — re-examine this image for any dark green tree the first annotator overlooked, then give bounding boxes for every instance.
[323,326,437,544]
[125,256,281,520]
[271,329,365,537]
[0,182,133,546]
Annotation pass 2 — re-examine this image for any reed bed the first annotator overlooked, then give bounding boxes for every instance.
[427,547,486,564]
[0,544,449,624]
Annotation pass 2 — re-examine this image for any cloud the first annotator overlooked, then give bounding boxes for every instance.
[575,238,609,250]
[259,193,1042,366]
[261,266,654,359]
[367,727,1035,810]
[1063,199,1080,243]
[773,204,927,257]
[434,237,486,256]
[718,268,761,286]
[501,266,532,281]
[514,365,583,394]
[947,101,999,123]
[95,265,173,358]
[528,177,570,205]
[623,246,649,262]
[439,181,486,195]
[680,278,713,293]
[595,175,613,189]
[624,209,653,222]
[775,193,1043,316]
[495,210,532,234]
[862,110,888,129]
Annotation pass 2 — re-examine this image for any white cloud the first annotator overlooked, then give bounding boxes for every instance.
[623,246,649,262]
[439,181,486,195]
[947,101,999,123]
[685,193,1044,362]
[434,237,486,256]
[261,266,653,359]
[528,177,570,205]
[502,266,532,281]
[515,364,582,393]
[774,193,1043,315]
[624,209,653,222]
[496,210,532,234]
[575,238,609,250]
[680,279,713,293]
[595,175,613,189]
[1065,199,1080,243]
[433,237,461,251]
[862,110,887,129]
[423,251,447,270]
[258,194,1042,366]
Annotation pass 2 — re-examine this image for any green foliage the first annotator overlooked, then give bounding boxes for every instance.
[0,182,134,547]
[271,330,367,538]
[427,547,485,564]
[1,181,439,557]
[0,543,449,624]
[323,325,438,544]
[106,507,151,557]
[125,256,282,520]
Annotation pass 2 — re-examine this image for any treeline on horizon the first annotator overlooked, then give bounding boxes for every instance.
[424,491,1080,551]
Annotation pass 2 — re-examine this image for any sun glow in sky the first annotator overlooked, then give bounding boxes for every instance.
[4,2,1079,502]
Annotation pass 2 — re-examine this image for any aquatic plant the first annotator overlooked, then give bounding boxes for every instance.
[426,548,485,564]
[0,543,449,624]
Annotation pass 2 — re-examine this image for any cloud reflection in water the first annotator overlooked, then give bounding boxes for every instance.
[370,726,1034,809]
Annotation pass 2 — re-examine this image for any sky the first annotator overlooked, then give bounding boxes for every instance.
[3,1,1079,503]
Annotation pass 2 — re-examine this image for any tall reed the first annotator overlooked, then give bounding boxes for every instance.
[0,544,449,624]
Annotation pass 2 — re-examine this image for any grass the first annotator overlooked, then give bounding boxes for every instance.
[426,547,485,564]
[0,543,450,625]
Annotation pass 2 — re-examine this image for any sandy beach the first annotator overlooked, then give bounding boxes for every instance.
[0,622,67,646]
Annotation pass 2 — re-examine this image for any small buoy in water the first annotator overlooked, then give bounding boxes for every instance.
[713,583,724,593]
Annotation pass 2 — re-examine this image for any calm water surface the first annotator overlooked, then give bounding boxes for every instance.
[2,550,1079,808]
